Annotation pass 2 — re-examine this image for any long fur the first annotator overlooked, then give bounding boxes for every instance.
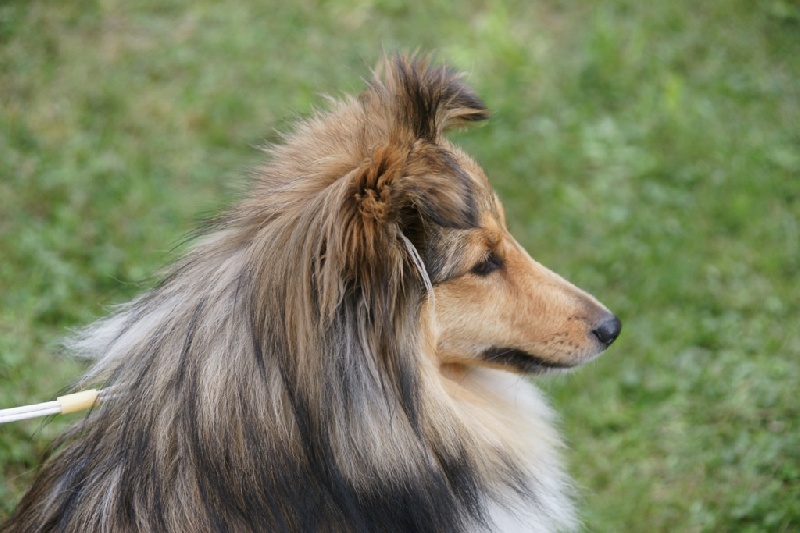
[4,55,619,532]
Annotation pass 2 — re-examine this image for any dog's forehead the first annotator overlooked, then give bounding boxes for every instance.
[446,145,505,225]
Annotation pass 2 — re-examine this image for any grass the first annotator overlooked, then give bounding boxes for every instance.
[1,0,798,530]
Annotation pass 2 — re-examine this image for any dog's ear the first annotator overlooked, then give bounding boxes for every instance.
[372,54,489,141]
[352,55,484,230]
[316,55,484,315]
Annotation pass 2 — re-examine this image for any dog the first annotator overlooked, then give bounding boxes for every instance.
[4,55,620,532]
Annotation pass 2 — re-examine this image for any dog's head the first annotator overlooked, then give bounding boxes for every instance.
[356,56,620,374]
[425,187,622,374]
[267,55,620,375]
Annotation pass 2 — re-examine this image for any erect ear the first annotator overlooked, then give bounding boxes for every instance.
[320,54,485,308]
[372,54,489,141]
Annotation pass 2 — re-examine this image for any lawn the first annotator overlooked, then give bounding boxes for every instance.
[1,0,798,530]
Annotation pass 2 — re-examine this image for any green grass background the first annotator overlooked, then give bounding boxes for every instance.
[2,0,798,530]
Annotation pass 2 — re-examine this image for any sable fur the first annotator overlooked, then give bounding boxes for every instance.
[4,55,620,532]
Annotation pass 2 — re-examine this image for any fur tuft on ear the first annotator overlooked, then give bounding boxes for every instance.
[352,143,407,223]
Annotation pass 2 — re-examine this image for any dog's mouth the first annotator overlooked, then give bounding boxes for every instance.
[479,347,577,375]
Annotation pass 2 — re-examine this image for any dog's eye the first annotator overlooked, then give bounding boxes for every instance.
[471,253,503,276]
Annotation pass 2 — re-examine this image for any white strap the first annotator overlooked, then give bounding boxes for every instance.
[398,231,433,297]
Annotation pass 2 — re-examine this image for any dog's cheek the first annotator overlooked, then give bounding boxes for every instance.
[432,277,508,360]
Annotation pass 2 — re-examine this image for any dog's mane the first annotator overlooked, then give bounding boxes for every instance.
[6,56,574,533]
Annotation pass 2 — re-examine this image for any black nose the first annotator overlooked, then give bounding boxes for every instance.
[592,315,622,347]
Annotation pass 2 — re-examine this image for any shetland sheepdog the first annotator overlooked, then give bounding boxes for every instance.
[4,55,620,532]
